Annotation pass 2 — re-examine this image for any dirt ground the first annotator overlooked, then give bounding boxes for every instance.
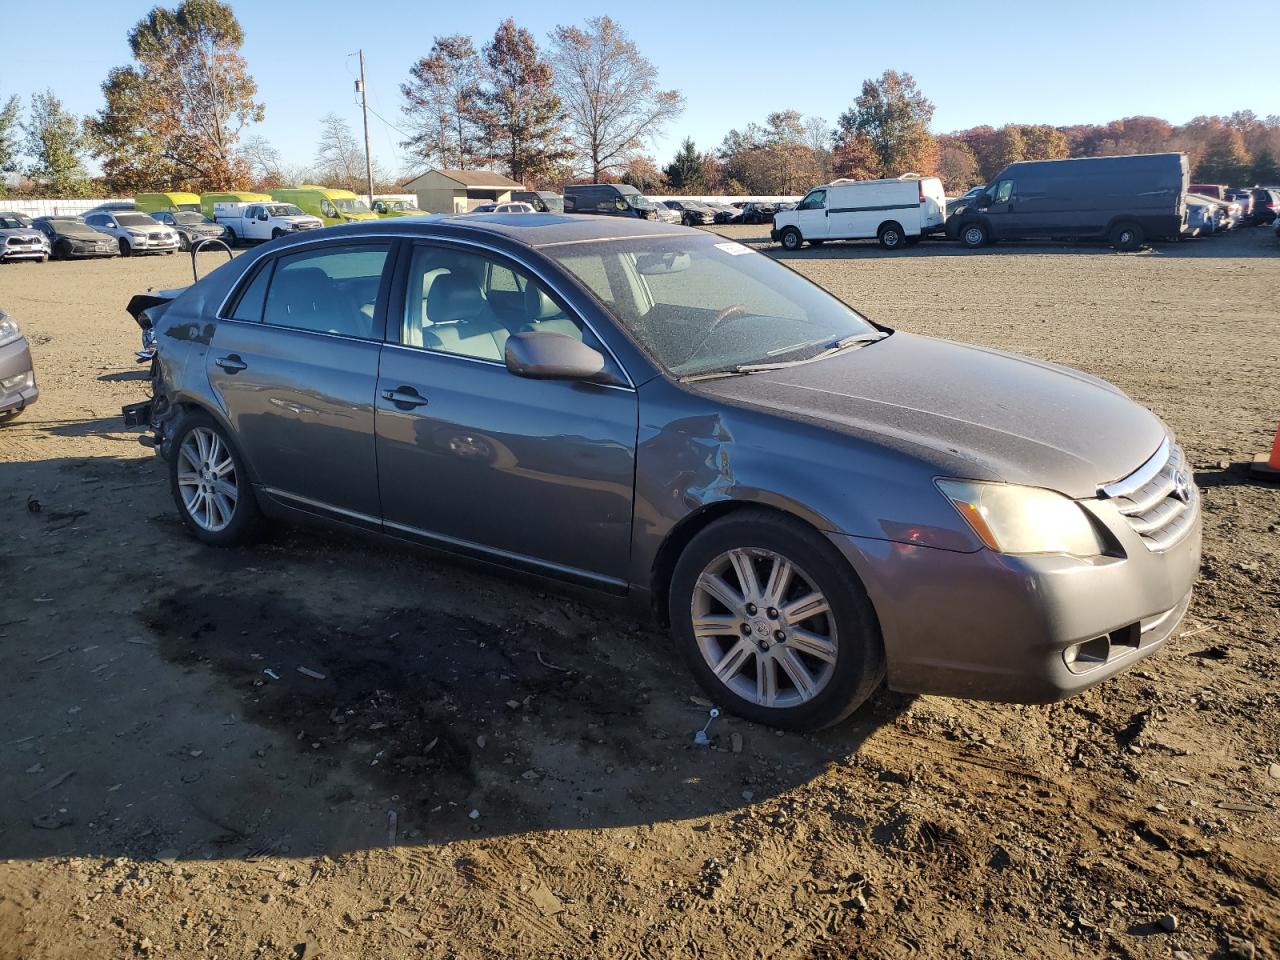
[0,225,1278,960]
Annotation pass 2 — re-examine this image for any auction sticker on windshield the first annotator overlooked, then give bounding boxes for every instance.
[714,242,752,256]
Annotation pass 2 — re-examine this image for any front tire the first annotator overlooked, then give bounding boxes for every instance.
[668,509,885,730]
[168,411,261,547]
[960,222,988,248]
[779,227,803,251]
[179,234,191,252]
[118,238,132,257]
[1109,222,1144,251]
[877,221,905,250]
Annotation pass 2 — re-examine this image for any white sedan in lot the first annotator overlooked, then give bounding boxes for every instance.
[82,210,179,257]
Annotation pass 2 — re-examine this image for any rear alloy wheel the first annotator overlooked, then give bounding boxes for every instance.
[779,227,803,251]
[670,510,884,730]
[169,412,260,546]
[877,222,905,250]
[960,223,988,248]
[1109,222,1144,251]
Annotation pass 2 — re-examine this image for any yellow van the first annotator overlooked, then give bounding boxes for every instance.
[271,186,378,225]
[200,191,271,219]
[135,192,202,214]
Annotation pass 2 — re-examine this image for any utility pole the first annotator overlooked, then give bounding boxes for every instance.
[356,49,375,207]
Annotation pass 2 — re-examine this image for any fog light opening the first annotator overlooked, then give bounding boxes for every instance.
[1063,635,1111,672]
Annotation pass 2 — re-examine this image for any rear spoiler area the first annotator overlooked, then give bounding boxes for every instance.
[126,288,186,325]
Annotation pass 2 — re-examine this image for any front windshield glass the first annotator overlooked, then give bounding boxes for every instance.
[542,196,564,213]
[267,204,304,217]
[0,216,29,228]
[57,220,102,238]
[547,233,881,378]
[624,192,655,210]
[117,213,157,227]
[174,212,210,224]
[334,198,371,213]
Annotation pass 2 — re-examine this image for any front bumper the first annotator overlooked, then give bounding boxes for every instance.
[829,498,1202,703]
[2,244,49,261]
[128,235,179,253]
[0,337,38,413]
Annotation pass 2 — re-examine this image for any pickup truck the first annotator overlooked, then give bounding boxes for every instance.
[213,201,324,245]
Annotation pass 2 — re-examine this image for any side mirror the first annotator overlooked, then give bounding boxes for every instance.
[504,331,611,383]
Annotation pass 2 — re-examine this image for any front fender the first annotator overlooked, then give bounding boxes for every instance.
[630,384,983,592]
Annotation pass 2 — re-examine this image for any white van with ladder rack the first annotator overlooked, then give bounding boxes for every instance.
[771,174,946,251]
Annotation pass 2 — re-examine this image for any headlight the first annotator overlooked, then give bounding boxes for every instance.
[935,479,1107,557]
[128,230,146,238]
[0,315,22,349]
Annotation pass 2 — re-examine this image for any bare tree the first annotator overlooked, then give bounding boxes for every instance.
[400,35,483,170]
[550,16,683,181]
[240,134,282,185]
[313,112,364,190]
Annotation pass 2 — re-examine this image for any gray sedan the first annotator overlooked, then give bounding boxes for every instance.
[122,216,1201,729]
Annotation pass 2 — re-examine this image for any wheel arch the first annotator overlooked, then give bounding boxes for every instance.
[877,219,905,236]
[161,394,260,485]
[649,498,863,628]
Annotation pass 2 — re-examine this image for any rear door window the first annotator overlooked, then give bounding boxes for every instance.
[260,244,390,338]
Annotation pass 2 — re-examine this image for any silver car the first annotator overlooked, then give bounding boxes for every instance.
[0,212,51,263]
[83,210,179,256]
[123,217,1201,730]
[0,308,38,418]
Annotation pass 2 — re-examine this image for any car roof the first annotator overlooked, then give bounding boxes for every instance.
[310,213,693,249]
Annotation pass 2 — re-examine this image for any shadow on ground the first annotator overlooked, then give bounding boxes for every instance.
[0,450,909,865]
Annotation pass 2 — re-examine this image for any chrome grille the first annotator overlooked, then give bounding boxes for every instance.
[1101,438,1198,550]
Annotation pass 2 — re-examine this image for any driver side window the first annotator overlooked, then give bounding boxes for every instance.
[993,180,1014,204]
[799,189,827,210]
[321,200,338,218]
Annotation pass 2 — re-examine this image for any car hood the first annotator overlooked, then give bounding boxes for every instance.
[0,228,45,241]
[281,215,322,225]
[694,331,1165,498]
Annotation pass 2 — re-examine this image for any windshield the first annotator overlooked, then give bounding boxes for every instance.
[541,196,564,212]
[49,219,97,237]
[547,233,881,378]
[117,213,158,227]
[0,216,31,229]
[174,212,210,224]
[334,198,371,213]
[267,204,305,217]
[625,192,655,210]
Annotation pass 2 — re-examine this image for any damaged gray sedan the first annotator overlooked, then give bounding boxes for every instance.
[122,216,1200,730]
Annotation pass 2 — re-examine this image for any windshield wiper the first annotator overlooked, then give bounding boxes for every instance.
[678,333,887,382]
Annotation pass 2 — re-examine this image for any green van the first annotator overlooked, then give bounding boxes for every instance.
[200,191,271,219]
[271,186,378,225]
[371,198,421,218]
[135,192,202,214]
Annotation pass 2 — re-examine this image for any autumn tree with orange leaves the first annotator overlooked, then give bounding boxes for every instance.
[88,0,263,193]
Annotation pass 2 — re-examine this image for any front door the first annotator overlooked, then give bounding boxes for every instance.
[207,240,394,524]
[980,178,1033,239]
[794,189,829,241]
[375,242,638,586]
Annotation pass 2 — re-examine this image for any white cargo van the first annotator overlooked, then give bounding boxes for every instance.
[771,175,946,250]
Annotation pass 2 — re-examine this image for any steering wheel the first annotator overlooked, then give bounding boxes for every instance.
[683,303,749,364]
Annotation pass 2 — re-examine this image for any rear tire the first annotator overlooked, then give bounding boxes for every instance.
[168,410,261,548]
[668,509,885,731]
[779,227,803,251]
[877,221,905,250]
[1109,222,1144,251]
[960,222,988,248]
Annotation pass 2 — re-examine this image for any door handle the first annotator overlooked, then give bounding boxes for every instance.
[381,386,429,408]
[215,355,247,372]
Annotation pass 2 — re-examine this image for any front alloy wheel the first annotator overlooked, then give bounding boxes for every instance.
[670,509,885,730]
[692,548,837,708]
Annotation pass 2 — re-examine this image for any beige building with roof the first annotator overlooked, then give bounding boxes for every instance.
[401,169,525,214]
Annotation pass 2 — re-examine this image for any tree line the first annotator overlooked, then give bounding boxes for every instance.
[1,0,1277,199]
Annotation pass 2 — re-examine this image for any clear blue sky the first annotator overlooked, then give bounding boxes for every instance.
[5,0,1278,179]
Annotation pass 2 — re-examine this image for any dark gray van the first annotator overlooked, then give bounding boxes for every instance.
[953,153,1188,251]
[512,191,564,213]
[564,183,659,219]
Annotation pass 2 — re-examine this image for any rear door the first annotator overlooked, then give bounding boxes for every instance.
[207,240,396,525]
[374,240,638,586]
